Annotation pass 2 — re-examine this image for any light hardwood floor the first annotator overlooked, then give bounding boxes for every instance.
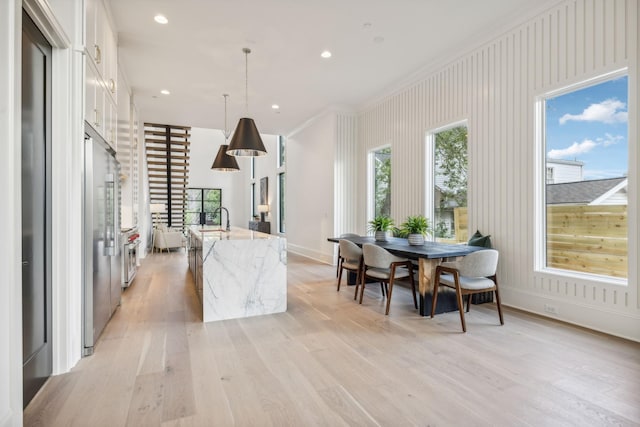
[25,252,640,426]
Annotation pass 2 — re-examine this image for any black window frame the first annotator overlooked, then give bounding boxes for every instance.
[185,187,222,226]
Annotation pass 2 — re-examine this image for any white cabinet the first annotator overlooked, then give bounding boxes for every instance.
[85,0,117,148]
[85,58,104,134]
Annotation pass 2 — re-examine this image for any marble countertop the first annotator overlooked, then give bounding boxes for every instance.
[189,225,277,241]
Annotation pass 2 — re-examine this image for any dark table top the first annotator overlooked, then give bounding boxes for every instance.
[328,235,483,259]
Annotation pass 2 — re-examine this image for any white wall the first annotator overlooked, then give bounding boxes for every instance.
[2,0,86,425]
[250,134,279,228]
[189,128,280,230]
[1,1,22,424]
[351,0,639,340]
[286,113,337,263]
[188,127,250,227]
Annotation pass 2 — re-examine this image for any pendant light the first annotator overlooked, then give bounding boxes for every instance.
[226,48,267,157]
[211,94,240,171]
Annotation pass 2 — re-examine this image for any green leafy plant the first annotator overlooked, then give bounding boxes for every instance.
[368,215,395,232]
[397,215,432,237]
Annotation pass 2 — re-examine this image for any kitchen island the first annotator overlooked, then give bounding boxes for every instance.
[188,226,287,322]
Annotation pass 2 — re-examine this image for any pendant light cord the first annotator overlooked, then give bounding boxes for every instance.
[222,93,230,140]
[224,94,228,138]
[243,47,251,114]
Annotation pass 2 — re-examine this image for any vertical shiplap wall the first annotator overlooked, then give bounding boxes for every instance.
[335,113,360,235]
[353,0,639,340]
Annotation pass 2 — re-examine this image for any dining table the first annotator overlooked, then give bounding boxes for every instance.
[327,235,484,315]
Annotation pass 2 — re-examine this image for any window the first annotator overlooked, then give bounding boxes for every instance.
[185,188,222,225]
[546,167,554,184]
[369,146,391,219]
[277,136,285,168]
[251,182,256,219]
[433,125,468,242]
[541,73,628,279]
[278,172,285,233]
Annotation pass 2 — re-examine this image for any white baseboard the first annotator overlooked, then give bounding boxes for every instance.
[501,287,640,342]
[287,243,334,265]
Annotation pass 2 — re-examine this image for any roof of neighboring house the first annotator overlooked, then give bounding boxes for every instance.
[546,177,627,205]
[546,158,585,166]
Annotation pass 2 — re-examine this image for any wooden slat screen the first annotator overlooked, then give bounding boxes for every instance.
[144,123,191,230]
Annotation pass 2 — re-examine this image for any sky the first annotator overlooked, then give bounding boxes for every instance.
[545,75,628,180]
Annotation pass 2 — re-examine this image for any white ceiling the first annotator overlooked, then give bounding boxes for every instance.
[110,0,556,136]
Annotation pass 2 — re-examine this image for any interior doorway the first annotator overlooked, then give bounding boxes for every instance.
[21,8,53,407]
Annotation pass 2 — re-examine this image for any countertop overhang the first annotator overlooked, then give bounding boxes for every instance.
[189,225,278,241]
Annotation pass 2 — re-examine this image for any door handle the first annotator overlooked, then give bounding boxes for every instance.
[22,261,29,266]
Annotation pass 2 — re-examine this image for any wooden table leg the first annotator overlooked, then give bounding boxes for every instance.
[418,258,440,316]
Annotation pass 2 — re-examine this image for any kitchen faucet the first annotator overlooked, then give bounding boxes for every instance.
[214,206,231,231]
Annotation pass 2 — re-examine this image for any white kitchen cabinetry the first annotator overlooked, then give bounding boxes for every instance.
[85,0,118,150]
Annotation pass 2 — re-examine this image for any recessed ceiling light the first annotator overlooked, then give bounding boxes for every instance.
[154,14,168,24]
[271,104,279,110]
[160,89,170,95]
[321,50,332,59]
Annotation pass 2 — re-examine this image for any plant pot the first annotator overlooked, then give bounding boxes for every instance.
[407,233,424,245]
[374,230,388,242]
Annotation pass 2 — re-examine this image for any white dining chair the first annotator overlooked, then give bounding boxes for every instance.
[336,233,360,277]
[359,243,417,315]
[337,239,363,293]
[431,249,503,332]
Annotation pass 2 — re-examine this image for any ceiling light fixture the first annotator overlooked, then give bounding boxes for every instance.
[212,94,240,171]
[271,104,279,110]
[226,48,267,157]
[154,14,168,24]
[321,50,332,58]
[160,89,170,95]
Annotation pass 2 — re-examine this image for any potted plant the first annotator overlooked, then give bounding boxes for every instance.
[368,215,395,242]
[397,215,432,245]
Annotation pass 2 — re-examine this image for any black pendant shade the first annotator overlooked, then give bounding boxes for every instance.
[211,144,240,171]
[226,118,267,156]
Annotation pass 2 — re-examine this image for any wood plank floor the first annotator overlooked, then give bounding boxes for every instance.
[25,251,640,426]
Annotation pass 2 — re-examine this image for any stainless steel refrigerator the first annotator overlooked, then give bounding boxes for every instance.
[83,125,121,356]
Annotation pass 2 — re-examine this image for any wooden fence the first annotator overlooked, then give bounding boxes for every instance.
[449,205,627,278]
[547,205,627,278]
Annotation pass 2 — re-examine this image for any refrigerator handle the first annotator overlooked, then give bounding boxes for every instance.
[105,172,116,256]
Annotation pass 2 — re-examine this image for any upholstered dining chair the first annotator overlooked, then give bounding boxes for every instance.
[359,243,417,315]
[430,249,503,332]
[336,233,360,277]
[337,239,363,292]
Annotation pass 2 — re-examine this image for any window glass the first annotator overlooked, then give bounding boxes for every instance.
[250,157,255,180]
[251,183,256,219]
[434,126,468,242]
[278,172,285,233]
[544,75,628,278]
[373,147,391,218]
[185,188,222,226]
[278,136,286,168]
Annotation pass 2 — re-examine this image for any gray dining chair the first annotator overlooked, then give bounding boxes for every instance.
[359,243,417,315]
[336,233,360,277]
[431,249,503,332]
[337,239,363,292]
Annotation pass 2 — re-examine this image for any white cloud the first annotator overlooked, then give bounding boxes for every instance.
[597,133,624,147]
[559,98,628,125]
[547,139,597,159]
